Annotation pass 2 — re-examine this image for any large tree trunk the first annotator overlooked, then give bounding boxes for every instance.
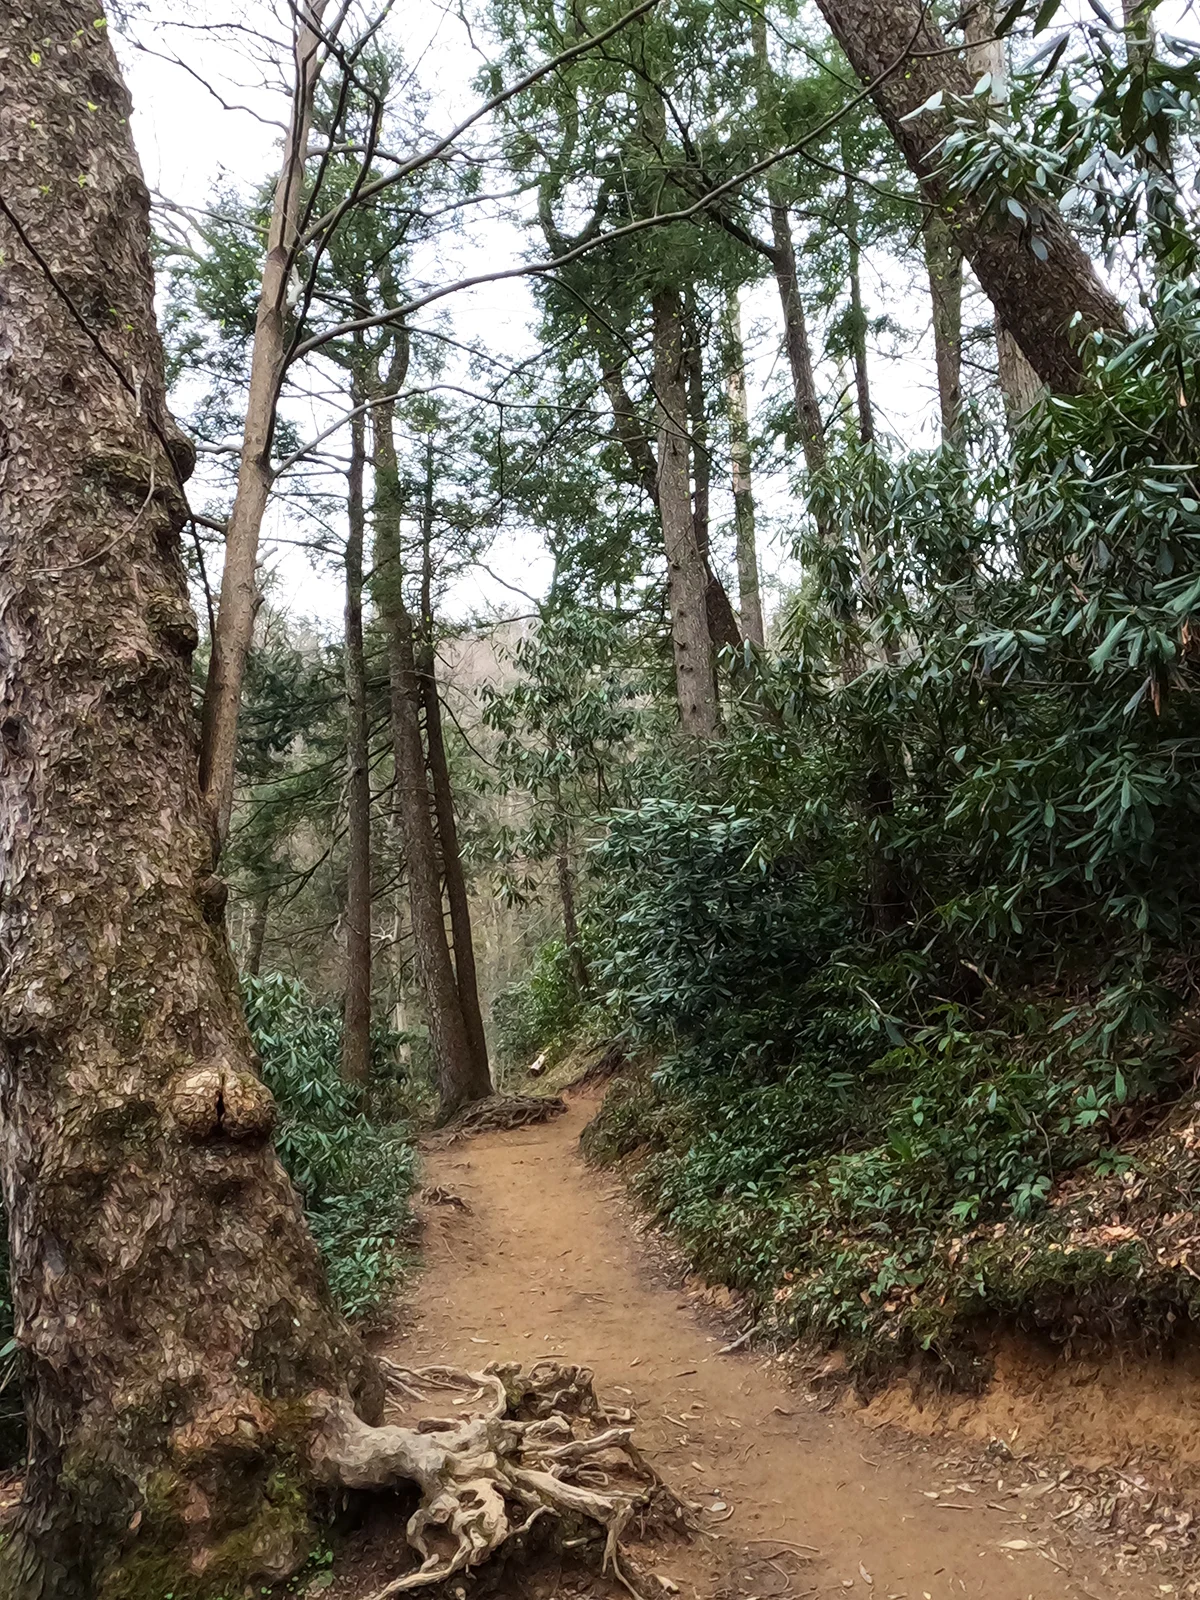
[198,0,329,848]
[724,291,766,646]
[417,445,491,1093]
[652,288,723,739]
[369,365,488,1120]
[961,5,1047,429]
[341,403,373,1087]
[810,0,1127,390]
[0,20,677,1599]
[0,10,380,1594]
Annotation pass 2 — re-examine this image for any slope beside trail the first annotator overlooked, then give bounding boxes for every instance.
[382,1090,1170,1600]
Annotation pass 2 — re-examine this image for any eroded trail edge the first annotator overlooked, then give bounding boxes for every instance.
[386,1092,1167,1600]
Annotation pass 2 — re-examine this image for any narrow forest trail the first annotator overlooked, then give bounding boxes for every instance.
[377,1092,1173,1600]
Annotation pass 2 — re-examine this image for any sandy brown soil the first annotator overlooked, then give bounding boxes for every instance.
[329,1090,1189,1600]
[862,1333,1200,1491]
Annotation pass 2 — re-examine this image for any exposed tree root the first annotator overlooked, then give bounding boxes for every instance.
[311,1360,687,1599]
[429,1095,568,1146]
[577,1041,628,1086]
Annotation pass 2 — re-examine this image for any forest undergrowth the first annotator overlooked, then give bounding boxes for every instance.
[498,297,1200,1385]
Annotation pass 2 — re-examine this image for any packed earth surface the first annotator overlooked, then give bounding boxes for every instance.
[320,1090,1197,1600]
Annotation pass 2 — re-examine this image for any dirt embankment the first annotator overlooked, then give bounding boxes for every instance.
[861,1336,1200,1492]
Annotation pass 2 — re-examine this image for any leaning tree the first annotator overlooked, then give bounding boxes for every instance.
[0,4,665,1595]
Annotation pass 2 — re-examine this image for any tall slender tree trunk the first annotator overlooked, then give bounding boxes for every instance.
[810,0,1127,391]
[683,290,741,653]
[546,746,589,994]
[557,847,590,994]
[770,202,828,470]
[864,760,908,933]
[751,12,827,475]
[923,208,963,443]
[684,288,711,563]
[0,11,379,1593]
[599,344,738,650]
[368,362,488,1119]
[246,887,272,976]
[843,157,876,446]
[652,288,723,740]
[724,291,766,646]
[417,443,491,1091]
[198,0,329,848]
[341,402,373,1087]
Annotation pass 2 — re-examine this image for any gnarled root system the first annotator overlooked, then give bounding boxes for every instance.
[312,1359,685,1599]
[429,1095,568,1146]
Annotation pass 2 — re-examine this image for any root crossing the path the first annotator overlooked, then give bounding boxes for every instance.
[383,1091,1172,1600]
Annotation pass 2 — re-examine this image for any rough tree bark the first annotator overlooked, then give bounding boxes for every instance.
[652,289,723,740]
[810,0,1127,390]
[368,358,489,1120]
[961,2,1046,428]
[342,402,373,1087]
[923,208,963,443]
[198,0,329,848]
[0,16,673,1596]
[416,442,491,1092]
[723,291,766,646]
[597,343,739,654]
[0,9,380,1593]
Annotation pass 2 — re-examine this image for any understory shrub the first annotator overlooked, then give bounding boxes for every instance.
[579,314,1200,1368]
[586,797,1185,1360]
[244,973,418,1320]
[493,937,591,1066]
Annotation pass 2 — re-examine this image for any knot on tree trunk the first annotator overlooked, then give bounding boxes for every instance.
[169,1389,277,1468]
[194,871,229,923]
[171,1062,276,1143]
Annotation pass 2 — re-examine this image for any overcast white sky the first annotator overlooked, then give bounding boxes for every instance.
[116,0,949,635]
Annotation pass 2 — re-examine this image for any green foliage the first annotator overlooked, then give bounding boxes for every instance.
[244,974,417,1320]
[493,939,590,1065]
[579,294,1200,1368]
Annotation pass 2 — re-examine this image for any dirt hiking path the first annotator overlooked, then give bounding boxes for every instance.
[385,1091,1169,1600]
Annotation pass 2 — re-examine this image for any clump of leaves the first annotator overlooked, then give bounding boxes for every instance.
[244,973,417,1320]
[493,938,590,1067]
